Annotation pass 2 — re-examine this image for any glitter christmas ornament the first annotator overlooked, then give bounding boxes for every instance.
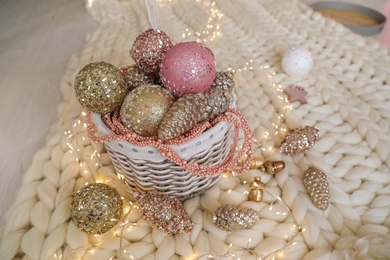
[70,183,123,235]
[158,71,234,140]
[130,28,173,73]
[74,61,128,113]
[120,85,175,137]
[282,47,313,77]
[213,204,260,231]
[303,166,330,210]
[249,176,265,202]
[122,65,158,90]
[160,41,216,96]
[279,126,319,156]
[134,191,193,234]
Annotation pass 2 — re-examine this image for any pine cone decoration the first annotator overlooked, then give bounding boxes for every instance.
[303,166,330,210]
[157,71,234,140]
[279,126,319,155]
[122,65,158,90]
[210,70,235,91]
[213,204,260,231]
[134,191,193,234]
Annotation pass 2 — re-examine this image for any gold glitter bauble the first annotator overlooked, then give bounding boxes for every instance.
[134,191,193,234]
[70,183,123,235]
[74,61,128,114]
[303,166,330,210]
[120,85,175,137]
[213,204,260,231]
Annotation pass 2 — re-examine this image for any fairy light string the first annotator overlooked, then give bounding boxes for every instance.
[59,1,302,258]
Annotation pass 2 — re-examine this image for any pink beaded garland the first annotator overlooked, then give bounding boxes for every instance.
[159,41,216,96]
[86,107,253,177]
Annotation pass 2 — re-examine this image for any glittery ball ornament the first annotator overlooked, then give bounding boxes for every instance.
[279,126,319,155]
[158,71,234,140]
[282,47,313,77]
[303,166,330,210]
[160,41,216,96]
[122,65,158,90]
[120,85,175,137]
[134,191,193,234]
[74,61,128,113]
[213,204,260,231]
[130,28,173,73]
[70,183,123,235]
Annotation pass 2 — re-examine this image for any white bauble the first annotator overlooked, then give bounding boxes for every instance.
[282,47,313,77]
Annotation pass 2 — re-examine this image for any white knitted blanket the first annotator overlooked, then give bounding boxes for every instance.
[1,0,390,259]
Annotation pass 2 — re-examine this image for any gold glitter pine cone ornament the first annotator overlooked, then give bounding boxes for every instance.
[212,204,260,231]
[70,183,123,235]
[279,125,319,155]
[303,166,330,210]
[134,191,193,234]
[74,61,129,114]
[157,71,235,140]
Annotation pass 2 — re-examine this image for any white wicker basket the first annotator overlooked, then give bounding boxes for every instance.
[92,113,233,200]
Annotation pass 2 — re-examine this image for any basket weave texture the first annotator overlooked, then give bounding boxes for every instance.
[93,113,234,200]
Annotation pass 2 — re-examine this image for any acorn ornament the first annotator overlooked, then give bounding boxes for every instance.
[279,126,319,156]
[249,176,265,202]
[157,71,234,140]
[74,61,128,114]
[212,204,260,231]
[248,158,286,174]
[303,166,330,210]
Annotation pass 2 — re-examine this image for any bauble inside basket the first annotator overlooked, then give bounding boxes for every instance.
[93,113,233,200]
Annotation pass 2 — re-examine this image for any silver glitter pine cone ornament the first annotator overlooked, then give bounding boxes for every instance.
[213,204,260,231]
[279,125,319,155]
[130,28,173,73]
[303,166,330,210]
[157,71,234,140]
[74,61,128,114]
[70,183,123,235]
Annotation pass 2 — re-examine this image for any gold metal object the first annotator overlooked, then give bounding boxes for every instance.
[249,176,265,202]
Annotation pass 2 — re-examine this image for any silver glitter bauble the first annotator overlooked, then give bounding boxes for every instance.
[70,183,123,235]
[213,204,260,231]
[130,28,173,73]
[120,85,175,137]
[303,166,330,210]
[279,126,319,155]
[134,191,193,234]
[157,71,234,140]
[74,61,128,114]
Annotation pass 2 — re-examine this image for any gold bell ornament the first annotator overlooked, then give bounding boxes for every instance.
[249,176,265,202]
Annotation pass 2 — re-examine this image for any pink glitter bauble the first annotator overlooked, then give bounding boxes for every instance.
[130,28,173,73]
[160,41,216,96]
